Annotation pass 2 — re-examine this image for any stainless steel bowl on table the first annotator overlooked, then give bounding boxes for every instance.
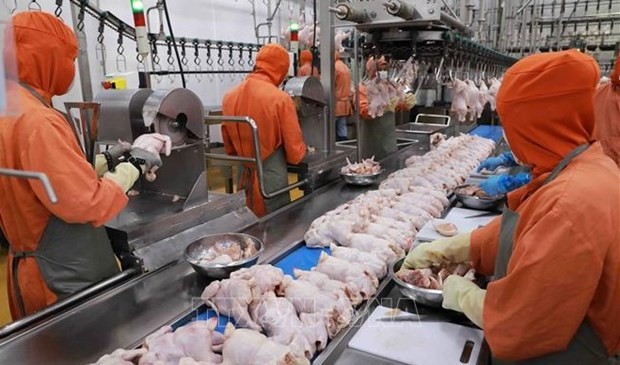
[390,258,443,307]
[184,233,264,279]
[340,170,383,186]
[454,184,505,211]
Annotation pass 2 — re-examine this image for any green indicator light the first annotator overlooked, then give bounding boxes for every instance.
[131,0,144,12]
[290,22,300,32]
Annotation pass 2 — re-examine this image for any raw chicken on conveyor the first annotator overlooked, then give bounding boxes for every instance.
[220,325,310,365]
[305,134,495,266]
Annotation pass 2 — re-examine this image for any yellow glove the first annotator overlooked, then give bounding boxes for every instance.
[404,93,416,109]
[94,154,109,177]
[442,275,486,328]
[402,233,471,269]
[103,162,140,193]
[386,97,399,112]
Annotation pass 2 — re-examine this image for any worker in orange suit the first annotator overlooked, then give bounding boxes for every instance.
[0,12,161,319]
[334,51,352,141]
[593,57,620,167]
[404,50,620,364]
[298,49,319,77]
[222,44,307,217]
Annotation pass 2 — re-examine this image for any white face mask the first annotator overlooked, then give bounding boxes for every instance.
[378,70,388,79]
[503,131,523,165]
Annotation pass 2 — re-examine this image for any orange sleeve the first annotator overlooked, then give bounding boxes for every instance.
[470,216,501,275]
[358,84,370,119]
[221,124,237,156]
[21,115,128,227]
[483,209,603,361]
[279,98,306,164]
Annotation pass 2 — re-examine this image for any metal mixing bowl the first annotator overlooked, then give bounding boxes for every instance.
[184,233,264,279]
[390,258,443,307]
[340,170,383,186]
[454,184,505,211]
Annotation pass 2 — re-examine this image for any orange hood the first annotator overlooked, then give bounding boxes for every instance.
[300,50,312,66]
[365,56,387,79]
[10,12,78,103]
[253,43,290,86]
[496,50,599,177]
[611,56,620,87]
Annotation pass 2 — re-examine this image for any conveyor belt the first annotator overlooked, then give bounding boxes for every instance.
[469,125,504,143]
[0,129,498,364]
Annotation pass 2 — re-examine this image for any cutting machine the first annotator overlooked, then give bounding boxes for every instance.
[94,88,257,271]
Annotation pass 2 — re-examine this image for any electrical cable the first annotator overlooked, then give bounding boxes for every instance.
[311,0,319,73]
[162,0,186,88]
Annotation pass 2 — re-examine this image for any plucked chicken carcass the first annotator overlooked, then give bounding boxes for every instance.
[334,30,350,53]
[89,349,147,365]
[329,244,387,279]
[449,79,469,122]
[465,79,484,119]
[314,252,379,299]
[201,278,262,331]
[220,325,310,365]
[249,291,325,359]
[293,269,362,306]
[230,265,286,295]
[487,78,501,110]
[131,133,172,182]
[280,276,352,337]
[138,319,225,365]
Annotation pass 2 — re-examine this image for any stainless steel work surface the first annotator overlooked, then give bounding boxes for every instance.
[0,145,424,365]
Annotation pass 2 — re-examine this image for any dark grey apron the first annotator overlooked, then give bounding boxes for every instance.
[241,146,291,215]
[361,111,397,161]
[10,84,119,317]
[492,144,614,365]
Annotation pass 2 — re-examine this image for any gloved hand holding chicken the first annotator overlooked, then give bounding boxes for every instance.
[401,92,416,110]
[402,233,472,270]
[130,133,172,182]
[477,152,518,172]
[402,233,485,328]
[386,96,400,113]
[479,172,531,196]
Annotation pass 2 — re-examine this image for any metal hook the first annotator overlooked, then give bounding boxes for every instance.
[228,43,235,66]
[54,0,63,19]
[180,38,188,66]
[28,0,41,11]
[238,44,245,66]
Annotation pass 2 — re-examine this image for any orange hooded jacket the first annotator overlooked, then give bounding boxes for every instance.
[0,12,128,318]
[222,44,306,217]
[334,51,352,117]
[470,50,620,360]
[298,49,319,77]
[593,57,620,167]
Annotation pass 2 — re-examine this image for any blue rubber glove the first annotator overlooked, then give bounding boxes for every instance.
[479,172,531,196]
[477,152,518,172]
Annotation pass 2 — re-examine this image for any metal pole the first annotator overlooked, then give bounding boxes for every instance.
[352,28,362,162]
[70,2,94,101]
[319,0,336,154]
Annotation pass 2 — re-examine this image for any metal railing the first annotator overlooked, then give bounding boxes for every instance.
[0,169,57,204]
[204,116,307,199]
[0,267,140,339]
